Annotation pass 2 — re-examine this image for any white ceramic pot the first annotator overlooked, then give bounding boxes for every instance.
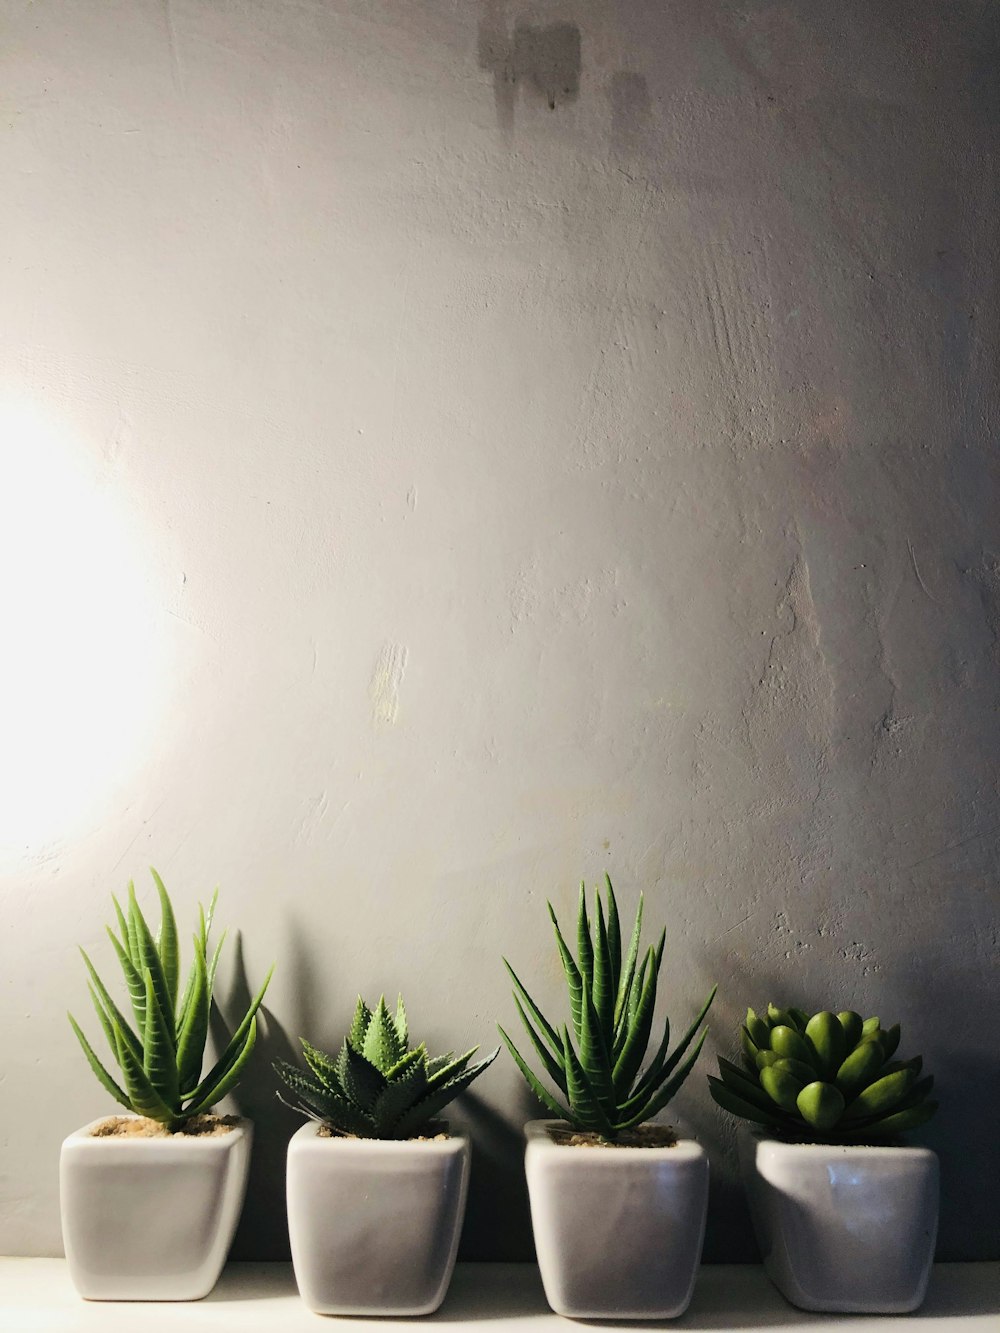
[60,1116,252,1300]
[740,1133,939,1313]
[524,1119,709,1319]
[286,1121,470,1315]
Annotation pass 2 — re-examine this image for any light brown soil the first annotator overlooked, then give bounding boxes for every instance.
[548,1124,678,1149]
[316,1124,450,1142]
[90,1114,241,1138]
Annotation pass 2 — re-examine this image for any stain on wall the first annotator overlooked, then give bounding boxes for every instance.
[369,642,409,728]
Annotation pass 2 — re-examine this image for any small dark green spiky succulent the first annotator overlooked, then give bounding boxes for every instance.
[274,995,499,1139]
[69,869,274,1131]
[709,1003,938,1141]
[500,875,717,1140]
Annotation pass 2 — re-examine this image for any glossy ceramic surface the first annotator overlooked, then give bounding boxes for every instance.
[524,1119,709,1319]
[60,1116,252,1301]
[741,1133,939,1313]
[286,1122,470,1315]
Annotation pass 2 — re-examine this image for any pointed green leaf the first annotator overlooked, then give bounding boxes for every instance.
[498,1025,570,1119]
[716,1057,776,1112]
[393,994,408,1048]
[708,1075,778,1126]
[338,1042,386,1111]
[68,1013,131,1109]
[849,1099,938,1139]
[185,1016,257,1116]
[578,985,613,1110]
[548,903,584,1042]
[614,893,644,1028]
[125,881,140,966]
[115,1021,176,1124]
[106,927,146,1033]
[628,1012,671,1101]
[618,1025,709,1128]
[149,868,179,1012]
[562,1028,614,1136]
[576,883,594,991]
[302,1040,346,1094]
[142,967,179,1108]
[371,1058,428,1136]
[349,996,372,1052]
[512,998,568,1095]
[392,1048,499,1137]
[176,944,209,1095]
[206,930,227,998]
[128,882,174,1049]
[79,949,143,1064]
[362,996,403,1072]
[611,946,657,1097]
[604,875,622,1002]
[591,891,615,1038]
[111,895,130,954]
[503,959,562,1058]
[187,964,273,1103]
[426,1045,477,1089]
[649,984,717,1090]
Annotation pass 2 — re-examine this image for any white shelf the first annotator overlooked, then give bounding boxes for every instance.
[1,1261,995,1331]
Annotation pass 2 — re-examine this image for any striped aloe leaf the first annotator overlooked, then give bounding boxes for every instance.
[69,869,273,1132]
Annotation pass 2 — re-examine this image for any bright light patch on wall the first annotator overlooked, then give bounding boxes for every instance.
[0,397,165,851]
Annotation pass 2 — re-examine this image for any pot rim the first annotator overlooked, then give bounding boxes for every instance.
[525,1117,704,1159]
[289,1120,468,1150]
[749,1129,936,1159]
[64,1114,251,1149]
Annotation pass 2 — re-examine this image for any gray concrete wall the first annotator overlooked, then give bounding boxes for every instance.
[1,0,997,1263]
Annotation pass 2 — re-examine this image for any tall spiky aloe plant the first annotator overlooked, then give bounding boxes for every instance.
[500,875,716,1140]
[275,995,499,1139]
[69,869,273,1132]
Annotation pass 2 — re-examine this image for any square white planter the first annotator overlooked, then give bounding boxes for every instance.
[60,1116,252,1301]
[524,1119,709,1319]
[286,1122,470,1315]
[740,1133,939,1313]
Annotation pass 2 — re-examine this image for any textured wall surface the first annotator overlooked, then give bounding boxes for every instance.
[1,0,998,1263]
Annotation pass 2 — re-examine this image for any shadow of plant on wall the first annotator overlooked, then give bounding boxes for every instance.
[211,934,295,1261]
[478,0,581,136]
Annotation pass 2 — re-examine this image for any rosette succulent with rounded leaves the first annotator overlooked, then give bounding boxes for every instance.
[709,1003,937,1141]
[274,995,499,1139]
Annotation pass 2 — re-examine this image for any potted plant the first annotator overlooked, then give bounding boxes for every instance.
[709,1003,939,1313]
[274,994,498,1315]
[500,876,716,1319]
[61,869,273,1300]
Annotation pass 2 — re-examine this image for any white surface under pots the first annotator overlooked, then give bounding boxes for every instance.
[285,1121,470,1315]
[524,1118,709,1319]
[740,1133,939,1313]
[60,1116,252,1301]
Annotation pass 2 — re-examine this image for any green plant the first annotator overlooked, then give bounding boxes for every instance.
[708,1003,937,1141]
[69,869,274,1132]
[500,875,717,1140]
[274,995,499,1139]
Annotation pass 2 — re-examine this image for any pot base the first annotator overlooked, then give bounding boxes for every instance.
[286,1122,469,1315]
[741,1134,939,1313]
[60,1116,252,1301]
[525,1119,708,1319]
